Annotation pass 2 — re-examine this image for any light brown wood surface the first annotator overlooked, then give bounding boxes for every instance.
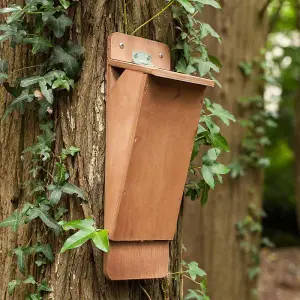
[104,241,169,280]
[108,32,171,70]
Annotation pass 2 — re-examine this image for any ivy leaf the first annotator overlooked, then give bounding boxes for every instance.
[210,163,230,174]
[20,76,44,87]
[48,185,63,205]
[61,146,80,160]
[0,59,8,83]
[201,182,210,206]
[23,36,52,54]
[209,133,230,152]
[195,0,221,9]
[185,289,204,300]
[202,148,221,165]
[27,294,42,300]
[8,280,21,295]
[46,14,72,38]
[201,165,215,189]
[59,0,71,9]
[0,210,20,231]
[55,207,68,221]
[26,206,62,235]
[177,0,195,14]
[60,227,95,253]
[7,10,24,24]
[37,279,52,293]
[91,230,109,253]
[200,23,221,42]
[0,5,22,14]
[61,218,94,231]
[186,261,206,281]
[39,79,54,103]
[66,41,84,59]
[61,182,87,201]
[13,247,26,274]
[23,276,36,284]
[48,46,80,78]
[207,103,236,125]
[35,244,54,261]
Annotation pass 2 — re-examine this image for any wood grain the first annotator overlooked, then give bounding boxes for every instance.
[104,241,169,280]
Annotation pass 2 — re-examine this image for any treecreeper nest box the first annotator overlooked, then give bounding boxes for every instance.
[104,32,214,280]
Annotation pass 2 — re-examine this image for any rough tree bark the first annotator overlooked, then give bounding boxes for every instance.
[0,1,182,299]
[183,1,270,299]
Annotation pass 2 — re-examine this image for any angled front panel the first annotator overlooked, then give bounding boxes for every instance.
[109,75,205,241]
[105,69,147,232]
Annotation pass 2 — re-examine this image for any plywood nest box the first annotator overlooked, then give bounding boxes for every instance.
[104,32,214,280]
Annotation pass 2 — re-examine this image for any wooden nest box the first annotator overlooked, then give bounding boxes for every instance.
[104,32,214,280]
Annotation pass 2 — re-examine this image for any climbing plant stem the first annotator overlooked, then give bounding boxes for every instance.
[131,0,175,36]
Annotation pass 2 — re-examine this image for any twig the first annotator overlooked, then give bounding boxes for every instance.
[131,0,175,36]
[123,0,128,34]
[140,284,152,300]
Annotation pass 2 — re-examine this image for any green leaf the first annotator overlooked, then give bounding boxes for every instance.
[26,206,62,235]
[7,10,24,23]
[61,182,87,201]
[20,76,44,87]
[195,0,221,9]
[185,289,204,300]
[91,230,109,253]
[8,280,21,295]
[49,46,80,78]
[201,183,210,206]
[177,0,195,14]
[61,218,94,231]
[0,210,20,231]
[210,163,230,174]
[55,207,68,221]
[210,133,230,152]
[46,14,72,38]
[48,186,63,205]
[39,79,54,104]
[186,261,206,281]
[60,227,95,253]
[61,146,80,159]
[13,247,26,274]
[202,148,221,165]
[35,244,54,261]
[23,36,52,54]
[0,59,8,83]
[23,276,36,284]
[59,0,71,9]
[200,23,221,42]
[207,103,236,125]
[201,165,215,189]
[201,115,220,134]
[0,5,22,14]
[37,279,52,293]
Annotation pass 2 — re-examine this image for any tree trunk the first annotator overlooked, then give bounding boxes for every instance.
[183,1,269,299]
[0,1,183,299]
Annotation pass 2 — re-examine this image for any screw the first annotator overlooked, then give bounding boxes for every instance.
[119,42,124,49]
[147,55,151,61]
[159,53,163,58]
[134,53,138,58]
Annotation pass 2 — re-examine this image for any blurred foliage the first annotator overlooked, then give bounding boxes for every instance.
[263,0,300,246]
